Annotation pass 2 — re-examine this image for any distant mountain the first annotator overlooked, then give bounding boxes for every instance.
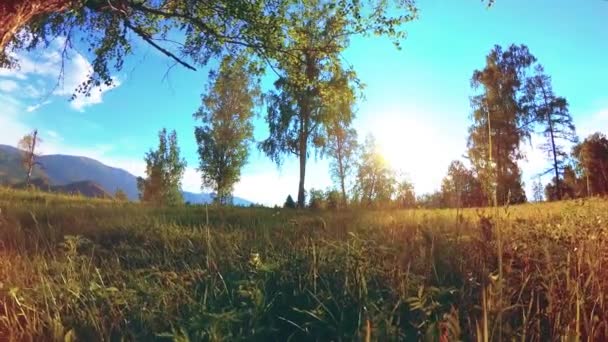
[12,178,111,198]
[182,191,252,206]
[0,144,46,185]
[53,180,112,198]
[39,154,139,199]
[0,144,252,205]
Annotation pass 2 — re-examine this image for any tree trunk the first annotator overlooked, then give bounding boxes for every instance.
[297,141,306,208]
[25,129,38,187]
[1,0,70,55]
[337,148,347,207]
[542,88,561,200]
[548,117,561,199]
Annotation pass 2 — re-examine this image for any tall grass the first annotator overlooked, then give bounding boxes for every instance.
[0,187,607,340]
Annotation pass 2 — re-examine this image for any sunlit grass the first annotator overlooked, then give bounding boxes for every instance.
[0,187,607,340]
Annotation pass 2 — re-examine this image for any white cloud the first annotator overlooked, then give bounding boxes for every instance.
[0,79,18,92]
[26,100,51,112]
[70,78,121,111]
[0,38,120,111]
[46,130,60,139]
[577,108,608,138]
[0,94,33,145]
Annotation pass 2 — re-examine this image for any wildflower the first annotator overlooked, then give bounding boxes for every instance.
[249,252,262,269]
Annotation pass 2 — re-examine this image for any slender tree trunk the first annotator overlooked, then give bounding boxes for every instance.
[586,171,591,197]
[297,105,308,208]
[547,116,561,199]
[26,129,38,187]
[298,141,306,208]
[541,88,561,200]
[337,148,347,207]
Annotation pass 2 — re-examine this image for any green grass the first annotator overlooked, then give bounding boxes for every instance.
[1,187,607,341]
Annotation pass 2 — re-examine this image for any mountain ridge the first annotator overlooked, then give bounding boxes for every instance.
[0,144,252,205]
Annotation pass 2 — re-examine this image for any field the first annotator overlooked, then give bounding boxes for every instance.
[1,188,607,341]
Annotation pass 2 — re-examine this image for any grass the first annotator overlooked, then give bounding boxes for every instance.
[1,186,607,341]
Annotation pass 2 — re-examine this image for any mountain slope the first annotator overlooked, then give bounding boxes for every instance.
[0,145,46,185]
[0,144,252,205]
[12,178,111,198]
[39,154,138,199]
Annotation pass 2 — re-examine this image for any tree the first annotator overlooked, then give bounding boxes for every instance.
[284,195,296,209]
[326,120,358,207]
[562,165,586,198]
[2,0,417,96]
[114,188,128,201]
[417,191,444,209]
[467,44,537,206]
[395,178,416,209]
[531,177,544,202]
[137,128,187,206]
[325,189,341,210]
[194,55,260,205]
[355,135,396,207]
[525,65,577,200]
[572,132,608,196]
[308,188,326,209]
[258,0,417,209]
[18,129,42,188]
[545,174,576,201]
[440,160,486,208]
[260,1,368,208]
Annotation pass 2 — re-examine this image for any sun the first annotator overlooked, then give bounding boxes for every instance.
[374,117,430,174]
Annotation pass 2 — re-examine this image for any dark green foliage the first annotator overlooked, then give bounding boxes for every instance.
[194,55,259,205]
[325,189,342,210]
[307,188,325,209]
[467,44,538,205]
[283,194,296,209]
[3,0,417,96]
[441,160,487,208]
[572,132,608,196]
[137,128,186,206]
[259,0,416,208]
[525,65,577,200]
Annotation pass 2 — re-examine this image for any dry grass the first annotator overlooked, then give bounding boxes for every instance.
[0,187,607,341]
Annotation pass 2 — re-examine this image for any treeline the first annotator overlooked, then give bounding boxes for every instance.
[134,43,607,208]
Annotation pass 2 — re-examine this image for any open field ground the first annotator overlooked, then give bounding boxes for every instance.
[1,188,608,341]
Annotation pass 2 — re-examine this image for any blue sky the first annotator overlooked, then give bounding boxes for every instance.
[1,0,607,205]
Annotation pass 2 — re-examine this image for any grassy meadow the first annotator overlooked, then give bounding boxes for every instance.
[1,187,607,341]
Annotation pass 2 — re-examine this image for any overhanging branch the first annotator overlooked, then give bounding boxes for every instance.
[123,20,196,71]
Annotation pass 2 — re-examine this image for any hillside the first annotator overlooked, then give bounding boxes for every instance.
[11,178,112,198]
[0,144,252,204]
[0,144,46,185]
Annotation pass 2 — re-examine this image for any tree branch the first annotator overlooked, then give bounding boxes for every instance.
[123,20,196,71]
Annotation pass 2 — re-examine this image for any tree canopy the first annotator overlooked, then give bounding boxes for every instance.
[1,0,417,96]
[137,128,187,206]
[467,44,538,205]
[194,54,259,205]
